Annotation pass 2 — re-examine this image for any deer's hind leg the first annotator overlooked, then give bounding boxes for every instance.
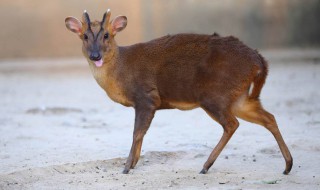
[200,100,240,174]
[233,97,293,174]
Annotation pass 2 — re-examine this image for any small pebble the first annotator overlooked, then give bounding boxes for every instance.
[253,159,256,162]
[225,156,229,159]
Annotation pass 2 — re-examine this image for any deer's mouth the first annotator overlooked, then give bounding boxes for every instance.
[94,59,103,67]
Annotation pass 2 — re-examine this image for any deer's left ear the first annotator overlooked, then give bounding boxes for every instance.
[111,16,127,35]
[65,17,83,35]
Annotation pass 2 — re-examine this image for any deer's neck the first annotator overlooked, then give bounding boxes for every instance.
[89,50,115,83]
[88,47,132,106]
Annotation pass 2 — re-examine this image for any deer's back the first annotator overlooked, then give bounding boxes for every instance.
[119,34,266,109]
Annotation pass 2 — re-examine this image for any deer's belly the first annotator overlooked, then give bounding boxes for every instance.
[168,101,199,110]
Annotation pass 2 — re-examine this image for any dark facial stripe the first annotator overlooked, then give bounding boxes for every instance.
[85,27,104,42]
[95,29,104,41]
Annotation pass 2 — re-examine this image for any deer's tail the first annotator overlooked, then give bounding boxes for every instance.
[249,54,269,99]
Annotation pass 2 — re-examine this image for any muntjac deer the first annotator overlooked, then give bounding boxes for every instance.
[65,10,293,174]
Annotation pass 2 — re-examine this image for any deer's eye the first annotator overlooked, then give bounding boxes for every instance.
[83,34,88,40]
[104,33,109,39]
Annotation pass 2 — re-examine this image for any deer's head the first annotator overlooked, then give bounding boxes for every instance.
[65,10,127,67]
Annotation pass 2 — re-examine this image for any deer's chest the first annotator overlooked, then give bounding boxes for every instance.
[105,78,132,106]
[90,66,132,107]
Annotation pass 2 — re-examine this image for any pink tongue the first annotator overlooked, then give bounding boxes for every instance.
[94,59,103,67]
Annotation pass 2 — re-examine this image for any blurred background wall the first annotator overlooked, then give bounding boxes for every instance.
[0,0,319,59]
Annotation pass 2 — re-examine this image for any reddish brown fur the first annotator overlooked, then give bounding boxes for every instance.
[65,11,292,175]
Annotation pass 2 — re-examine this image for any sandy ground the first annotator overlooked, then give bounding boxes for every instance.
[0,49,320,189]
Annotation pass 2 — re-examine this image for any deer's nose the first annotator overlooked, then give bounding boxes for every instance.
[90,52,101,61]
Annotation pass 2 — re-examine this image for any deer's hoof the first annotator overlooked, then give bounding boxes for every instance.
[199,168,208,174]
[122,168,130,174]
[283,170,290,175]
[283,159,293,175]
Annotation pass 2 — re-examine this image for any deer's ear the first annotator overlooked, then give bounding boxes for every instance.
[65,17,83,35]
[111,16,127,35]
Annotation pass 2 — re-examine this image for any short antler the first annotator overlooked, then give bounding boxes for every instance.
[101,9,111,29]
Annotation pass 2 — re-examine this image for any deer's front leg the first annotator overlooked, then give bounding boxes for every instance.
[123,104,156,174]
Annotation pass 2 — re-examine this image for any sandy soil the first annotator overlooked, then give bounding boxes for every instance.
[0,49,320,189]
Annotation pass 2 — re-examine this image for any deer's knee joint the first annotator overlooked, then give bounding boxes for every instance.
[263,113,279,132]
[133,130,146,140]
[224,119,239,134]
[266,113,276,123]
